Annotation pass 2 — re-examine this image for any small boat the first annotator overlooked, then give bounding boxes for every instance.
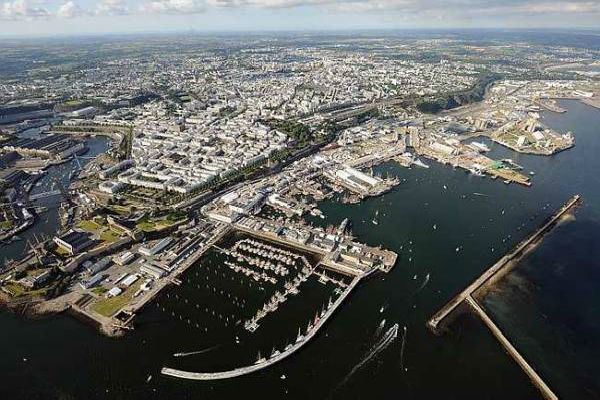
[413,158,430,169]
[412,275,417,280]
[146,375,152,383]
[433,224,437,230]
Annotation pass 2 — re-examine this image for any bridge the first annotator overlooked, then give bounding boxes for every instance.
[29,190,62,201]
[161,275,362,380]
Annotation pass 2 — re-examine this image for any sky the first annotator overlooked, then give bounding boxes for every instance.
[1,0,599,36]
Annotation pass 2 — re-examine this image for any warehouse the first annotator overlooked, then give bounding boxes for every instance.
[140,263,167,279]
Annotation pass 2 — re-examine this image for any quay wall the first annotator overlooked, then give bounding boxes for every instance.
[466,296,558,400]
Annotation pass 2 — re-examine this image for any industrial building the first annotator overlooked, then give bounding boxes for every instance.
[1,134,85,160]
[139,262,167,279]
[53,230,94,255]
[138,237,172,256]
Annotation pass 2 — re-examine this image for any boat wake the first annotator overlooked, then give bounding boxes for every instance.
[374,318,386,339]
[399,326,407,372]
[173,345,220,358]
[416,273,430,293]
[338,323,399,387]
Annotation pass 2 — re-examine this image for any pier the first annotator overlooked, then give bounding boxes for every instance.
[161,274,362,380]
[466,296,558,400]
[427,195,581,400]
[533,99,567,113]
[29,190,63,201]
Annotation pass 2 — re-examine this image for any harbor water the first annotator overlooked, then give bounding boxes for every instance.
[1,132,111,262]
[1,100,599,399]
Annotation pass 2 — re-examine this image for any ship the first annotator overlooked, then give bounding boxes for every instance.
[412,158,430,168]
[469,141,491,152]
[338,218,349,233]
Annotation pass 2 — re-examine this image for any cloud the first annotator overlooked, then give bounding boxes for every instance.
[57,0,87,17]
[215,0,600,17]
[2,0,599,23]
[0,0,51,20]
[141,0,206,13]
[206,0,334,7]
[95,0,130,15]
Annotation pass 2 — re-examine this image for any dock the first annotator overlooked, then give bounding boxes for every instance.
[533,99,567,113]
[161,274,362,380]
[427,194,581,400]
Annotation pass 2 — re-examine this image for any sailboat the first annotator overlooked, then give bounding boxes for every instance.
[255,351,266,364]
[372,210,379,225]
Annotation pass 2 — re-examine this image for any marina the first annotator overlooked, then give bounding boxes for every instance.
[161,274,362,380]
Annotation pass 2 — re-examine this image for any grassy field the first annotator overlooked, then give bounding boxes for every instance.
[91,279,142,317]
[136,213,187,232]
[78,219,101,232]
[136,220,157,232]
[91,286,107,296]
[2,282,25,297]
[0,220,13,229]
[100,229,121,243]
[107,205,132,215]
[54,246,71,256]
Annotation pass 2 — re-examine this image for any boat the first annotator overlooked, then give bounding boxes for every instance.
[413,158,430,169]
[255,351,266,364]
[270,347,281,358]
[470,141,491,152]
[469,168,485,177]
[338,218,349,233]
[296,327,304,343]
